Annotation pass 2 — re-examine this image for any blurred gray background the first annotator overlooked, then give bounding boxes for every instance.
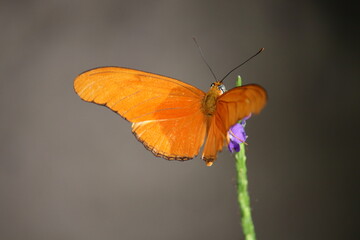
[0,0,358,239]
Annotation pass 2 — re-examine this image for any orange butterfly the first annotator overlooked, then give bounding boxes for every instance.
[74,59,266,167]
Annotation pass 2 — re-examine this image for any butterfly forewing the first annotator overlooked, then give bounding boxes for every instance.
[217,84,267,128]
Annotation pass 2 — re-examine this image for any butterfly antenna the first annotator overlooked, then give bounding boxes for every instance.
[192,37,218,81]
[220,48,264,83]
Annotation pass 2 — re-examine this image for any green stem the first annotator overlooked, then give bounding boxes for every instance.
[235,76,256,240]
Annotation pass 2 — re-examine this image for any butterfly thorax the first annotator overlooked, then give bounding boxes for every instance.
[201,82,224,116]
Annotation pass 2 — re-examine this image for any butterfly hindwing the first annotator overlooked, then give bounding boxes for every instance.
[132,110,207,160]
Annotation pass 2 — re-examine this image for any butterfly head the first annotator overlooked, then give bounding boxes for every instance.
[210,82,226,94]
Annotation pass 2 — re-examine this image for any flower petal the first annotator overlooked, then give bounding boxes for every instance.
[228,139,240,153]
[227,115,251,153]
[229,123,247,143]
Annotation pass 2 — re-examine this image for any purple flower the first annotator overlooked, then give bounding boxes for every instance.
[227,114,251,153]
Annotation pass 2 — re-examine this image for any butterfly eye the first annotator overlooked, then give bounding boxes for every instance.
[218,84,226,93]
[210,83,215,87]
